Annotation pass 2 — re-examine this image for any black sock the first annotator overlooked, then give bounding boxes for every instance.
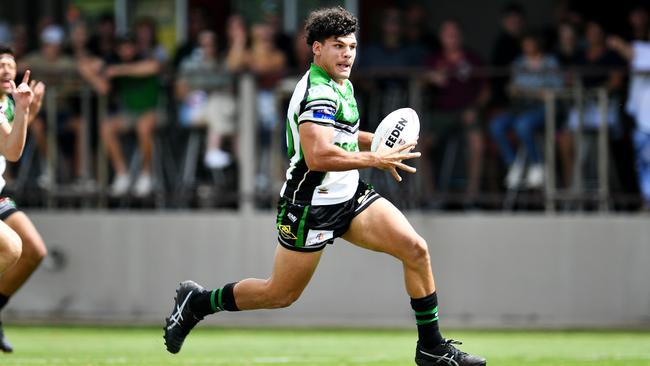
[190,282,239,317]
[411,292,444,348]
[0,294,9,312]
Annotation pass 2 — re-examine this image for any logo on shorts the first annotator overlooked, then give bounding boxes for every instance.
[278,225,297,240]
[305,229,334,246]
[318,187,329,194]
[287,213,298,222]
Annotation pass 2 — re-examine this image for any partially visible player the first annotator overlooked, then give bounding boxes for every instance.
[0,45,47,353]
[164,7,486,366]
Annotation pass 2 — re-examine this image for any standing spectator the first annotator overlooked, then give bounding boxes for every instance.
[403,3,438,52]
[83,35,161,197]
[292,25,312,72]
[247,22,287,191]
[627,5,649,42]
[490,3,526,109]
[134,16,168,64]
[555,22,581,67]
[358,8,427,115]
[559,21,625,187]
[489,33,562,189]
[422,19,490,205]
[172,8,208,70]
[608,35,650,210]
[553,21,581,187]
[20,25,77,186]
[88,12,116,62]
[176,30,243,169]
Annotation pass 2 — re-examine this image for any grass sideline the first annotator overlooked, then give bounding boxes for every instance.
[0,326,649,365]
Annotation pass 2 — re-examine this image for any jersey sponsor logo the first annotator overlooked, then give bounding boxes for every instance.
[385,118,408,148]
[305,229,334,246]
[334,141,359,152]
[278,225,297,240]
[313,109,335,121]
[287,212,298,222]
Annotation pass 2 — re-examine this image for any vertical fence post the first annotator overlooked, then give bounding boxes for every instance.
[238,74,256,213]
[573,82,584,208]
[597,88,610,211]
[544,90,556,212]
[45,87,58,208]
[97,94,108,208]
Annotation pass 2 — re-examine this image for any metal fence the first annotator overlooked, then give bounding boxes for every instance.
[6,66,646,212]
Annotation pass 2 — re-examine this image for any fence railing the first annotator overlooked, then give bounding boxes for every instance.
[7,66,646,212]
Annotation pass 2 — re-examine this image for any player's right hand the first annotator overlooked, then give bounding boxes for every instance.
[375,140,420,182]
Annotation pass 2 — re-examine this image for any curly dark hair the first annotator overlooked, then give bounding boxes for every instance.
[305,6,358,46]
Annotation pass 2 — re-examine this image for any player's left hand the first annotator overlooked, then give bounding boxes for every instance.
[11,70,34,112]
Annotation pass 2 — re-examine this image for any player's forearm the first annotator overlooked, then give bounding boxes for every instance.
[305,146,378,172]
[358,131,373,151]
[2,109,29,161]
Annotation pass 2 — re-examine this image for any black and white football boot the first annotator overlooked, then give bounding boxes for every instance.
[163,280,205,354]
[415,339,486,366]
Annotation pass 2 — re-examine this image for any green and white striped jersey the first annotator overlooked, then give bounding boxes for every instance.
[0,96,15,193]
[281,63,360,206]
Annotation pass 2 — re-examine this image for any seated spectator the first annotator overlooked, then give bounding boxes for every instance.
[489,33,562,189]
[608,34,650,210]
[176,30,243,169]
[82,35,161,197]
[422,19,490,205]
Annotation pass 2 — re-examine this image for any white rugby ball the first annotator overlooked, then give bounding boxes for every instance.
[370,108,420,152]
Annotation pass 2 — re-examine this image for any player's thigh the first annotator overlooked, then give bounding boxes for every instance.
[266,244,323,297]
[4,212,47,260]
[342,197,424,260]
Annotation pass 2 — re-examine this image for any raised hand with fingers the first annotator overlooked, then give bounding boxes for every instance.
[375,139,420,182]
[10,70,34,112]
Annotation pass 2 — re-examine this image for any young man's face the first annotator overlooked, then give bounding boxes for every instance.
[314,34,357,83]
[0,53,17,95]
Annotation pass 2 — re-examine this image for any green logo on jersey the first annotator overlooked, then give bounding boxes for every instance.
[334,142,359,152]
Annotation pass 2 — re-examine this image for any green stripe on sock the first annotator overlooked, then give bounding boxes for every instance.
[295,205,310,247]
[210,289,219,312]
[416,316,439,325]
[414,306,438,317]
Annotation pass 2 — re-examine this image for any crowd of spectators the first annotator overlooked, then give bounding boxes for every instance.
[0,2,649,211]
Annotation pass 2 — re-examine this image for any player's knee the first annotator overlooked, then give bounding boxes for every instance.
[24,237,47,264]
[404,236,430,267]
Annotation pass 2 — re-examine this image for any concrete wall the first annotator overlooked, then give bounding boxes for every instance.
[6,211,650,329]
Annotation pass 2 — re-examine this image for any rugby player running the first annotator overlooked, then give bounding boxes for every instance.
[164,7,486,366]
[0,46,47,353]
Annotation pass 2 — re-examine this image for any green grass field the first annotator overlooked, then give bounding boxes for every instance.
[1,326,649,365]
